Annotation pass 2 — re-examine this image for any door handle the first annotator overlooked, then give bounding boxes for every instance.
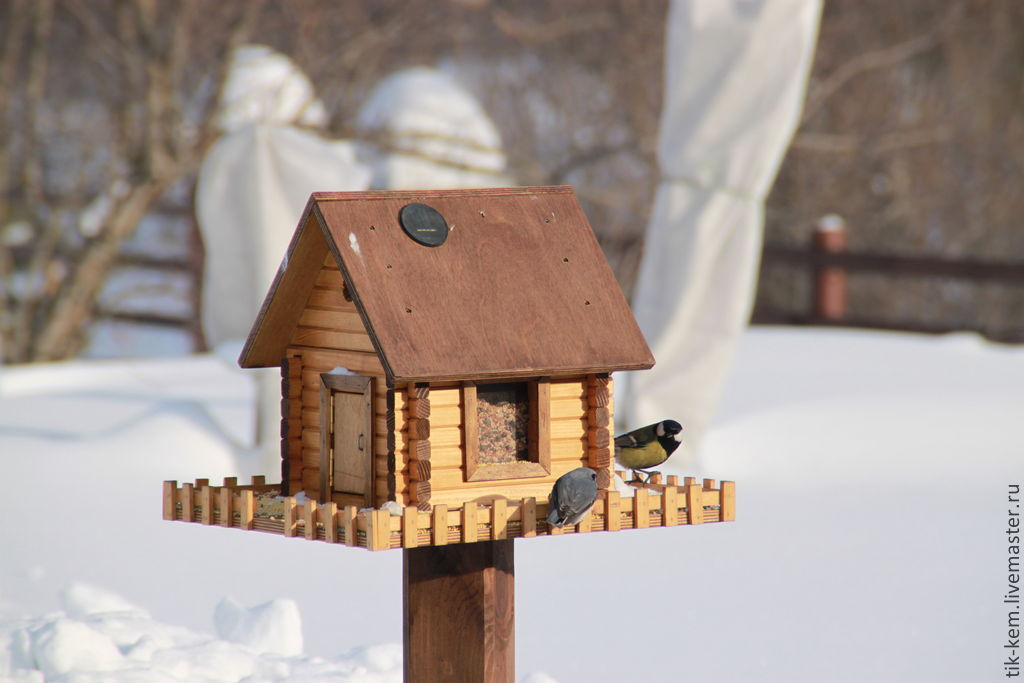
[357,434,365,451]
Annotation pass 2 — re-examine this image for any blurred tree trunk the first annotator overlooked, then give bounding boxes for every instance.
[0,0,264,362]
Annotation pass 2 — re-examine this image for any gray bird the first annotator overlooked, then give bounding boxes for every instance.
[614,419,683,483]
[547,467,598,528]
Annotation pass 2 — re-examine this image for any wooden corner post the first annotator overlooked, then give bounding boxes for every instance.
[812,214,848,321]
[403,539,515,682]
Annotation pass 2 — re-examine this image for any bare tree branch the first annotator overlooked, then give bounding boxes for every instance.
[802,2,965,123]
[490,8,615,44]
[790,125,953,154]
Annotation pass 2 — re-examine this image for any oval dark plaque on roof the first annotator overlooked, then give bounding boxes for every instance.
[399,203,449,247]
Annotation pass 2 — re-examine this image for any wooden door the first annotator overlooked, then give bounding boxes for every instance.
[319,373,373,506]
[332,389,370,496]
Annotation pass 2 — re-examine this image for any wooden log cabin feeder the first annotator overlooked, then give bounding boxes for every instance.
[163,186,735,681]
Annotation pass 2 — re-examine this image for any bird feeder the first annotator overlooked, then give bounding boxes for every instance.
[162,186,735,681]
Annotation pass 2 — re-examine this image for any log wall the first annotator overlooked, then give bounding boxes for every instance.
[284,253,388,504]
[397,377,595,508]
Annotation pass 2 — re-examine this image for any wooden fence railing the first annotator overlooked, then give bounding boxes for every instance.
[163,474,736,552]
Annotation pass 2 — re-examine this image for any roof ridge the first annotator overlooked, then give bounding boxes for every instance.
[311,186,573,203]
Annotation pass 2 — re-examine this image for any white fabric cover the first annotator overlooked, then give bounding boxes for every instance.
[355,67,508,189]
[215,44,328,132]
[196,45,371,474]
[623,0,822,453]
[197,127,370,345]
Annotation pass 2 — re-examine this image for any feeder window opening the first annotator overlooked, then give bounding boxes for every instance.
[477,382,530,464]
[463,379,551,482]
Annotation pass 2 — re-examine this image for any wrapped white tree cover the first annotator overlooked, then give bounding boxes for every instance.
[623,0,822,455]
[196,45,371,475]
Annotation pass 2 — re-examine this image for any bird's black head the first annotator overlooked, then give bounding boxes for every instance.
[657,420,683,441]
[653,420,683,457]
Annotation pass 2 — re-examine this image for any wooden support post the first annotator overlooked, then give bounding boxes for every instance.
[240,490,254,530]
[605,491,620,531]
[162,481,176,521]
[662,485,678,527]
[634,490,649,529]
[220,487,232,527]
[521,498,536,538]
[365,509,379,550]
[367,509,391,551]
[403,506,419,549]
[586,374,614,490]
[181,484,194,522]
[323,502,338,542]
[378,509,394,550]
[343,505,358,546]
[463,502,478,543]
[404,540,514,683]
[201,486,215,525]
[686,484,704,525]
[283,496,297,537]
[432,504,449,546]
[492,499,508,540]
[721,481,736,521]
[304,499,317,540]
[407,384,433,511]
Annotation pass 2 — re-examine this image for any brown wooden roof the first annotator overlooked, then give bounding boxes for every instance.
[239,186,653,384]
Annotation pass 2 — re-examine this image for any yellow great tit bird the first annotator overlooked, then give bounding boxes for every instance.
[614,420,683,482]
[546,467,598,528]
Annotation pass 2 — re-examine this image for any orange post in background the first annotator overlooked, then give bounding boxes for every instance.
[812,214,848,321]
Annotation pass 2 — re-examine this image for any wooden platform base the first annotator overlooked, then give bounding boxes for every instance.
[162,474,735,551]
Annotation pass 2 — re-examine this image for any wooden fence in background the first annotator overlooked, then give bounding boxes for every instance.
[754,219,1024,343]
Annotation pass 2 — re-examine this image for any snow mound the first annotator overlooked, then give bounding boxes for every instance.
[30,619,124,678]
[61,582,149,620]
[1,585,401,682]
[335,643,404,679]
[214,597,303,656]
[520,672,560,683]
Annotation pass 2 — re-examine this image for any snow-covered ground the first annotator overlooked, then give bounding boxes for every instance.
[1,327,1020,681]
